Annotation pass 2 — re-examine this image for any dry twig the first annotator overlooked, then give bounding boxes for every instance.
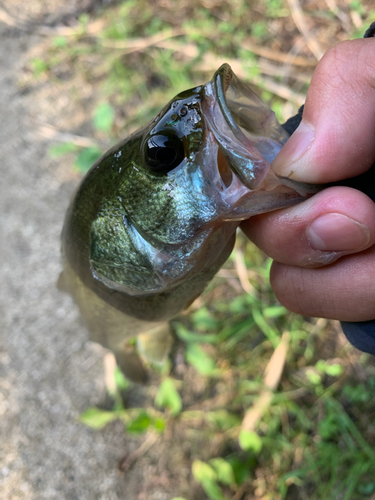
[155,43,307,105]
[0,6,106,35]
[103,351,117,395]
[241,331,289,433]
[37,123,99,148]
[233,247,258,297]
[241,40,317,67]
[286,0,324,61]
[118,432,159,472]
[324,0,352,33]
[83,24,317,69]
[99,28,184,51]
[0,7,24,29]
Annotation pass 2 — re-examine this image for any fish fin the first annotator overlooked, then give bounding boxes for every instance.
[114,345,149,384]
[184,293,201,310]
[137,323,173,365]
[56,270,69,293]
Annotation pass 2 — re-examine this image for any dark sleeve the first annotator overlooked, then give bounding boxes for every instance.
[281,21,375,355]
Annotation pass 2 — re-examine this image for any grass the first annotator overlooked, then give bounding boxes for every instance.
[27,0,375,498]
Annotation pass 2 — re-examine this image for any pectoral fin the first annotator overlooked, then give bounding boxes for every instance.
[137,323,173,365]
[114,345,149,384]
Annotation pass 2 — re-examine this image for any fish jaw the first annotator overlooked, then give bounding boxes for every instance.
[197,64,315,221]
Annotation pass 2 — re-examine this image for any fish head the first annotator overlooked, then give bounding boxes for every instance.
[89,65,314,296]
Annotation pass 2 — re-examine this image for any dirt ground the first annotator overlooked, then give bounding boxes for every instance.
[0,2,183,499]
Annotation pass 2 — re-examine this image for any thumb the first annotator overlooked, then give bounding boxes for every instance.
[272,38,375,183]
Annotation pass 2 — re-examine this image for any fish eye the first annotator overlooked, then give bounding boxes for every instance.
[144,134,185,173]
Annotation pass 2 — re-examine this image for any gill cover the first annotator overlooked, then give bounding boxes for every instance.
[88,65,310,296]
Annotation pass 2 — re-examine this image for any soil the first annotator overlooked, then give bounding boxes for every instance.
[0,2,184,499]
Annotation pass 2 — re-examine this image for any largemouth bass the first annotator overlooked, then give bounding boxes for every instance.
[59,64,322,382]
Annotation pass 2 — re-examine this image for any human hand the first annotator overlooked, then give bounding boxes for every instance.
[241,37,375,322]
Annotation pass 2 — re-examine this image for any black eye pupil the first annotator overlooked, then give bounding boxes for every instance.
[156,147,177,166]
[145,134,184,172]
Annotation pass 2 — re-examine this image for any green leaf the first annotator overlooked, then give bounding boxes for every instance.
[201,479,225,500]
[127,411,151,434]
[79,407,117,429]
[318,413,340,440]
[251,21,267,39]
[174,323,217,344]
[228,457,253,485]
[263,306,288,318]
[324,364,343,377]
[75,147,103,172]
[204,410,241,431]
[350,0,365,15]
[186,343,216,376]
[252,307,278,343]
[153,417,166,433]
[191,308,220,330]
[30,57,49,76]
[357,482,375,495]
[315,360,343,377]
[155,378,182,416]
[239,430,263,454]
[78,13,89,29]
[306,369,321,386]
[93,103,115,133]
[192,460,217,483]
[343,383,371,404]
[52,36,67,48]
[114,366,130,391]
[49,142,78,158]
[209,458,235,486]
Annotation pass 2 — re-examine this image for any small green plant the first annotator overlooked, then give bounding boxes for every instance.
[350,0,365,16]
[238,430,263,453]
[32,58,49,76]
[93,103,115,134]
[74,146,103,172]
[155,378,182,416]
[48,102,115,173]
[192,459,231,500]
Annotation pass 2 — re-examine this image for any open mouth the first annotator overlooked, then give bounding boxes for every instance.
[203,64,290,191]
[202,64,324,202]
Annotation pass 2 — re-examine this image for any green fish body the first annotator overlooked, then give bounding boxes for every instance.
[61,64,311,381]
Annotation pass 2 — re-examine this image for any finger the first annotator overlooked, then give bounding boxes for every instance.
[272,38,375,183]
[270,245,375,322]
[240,186,375,268]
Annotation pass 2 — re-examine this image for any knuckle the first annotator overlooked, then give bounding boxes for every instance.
[314,39,375,95]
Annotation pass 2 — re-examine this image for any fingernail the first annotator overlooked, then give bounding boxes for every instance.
[272,120,315,177]
[307,213,370,251]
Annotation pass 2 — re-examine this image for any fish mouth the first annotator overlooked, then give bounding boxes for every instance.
[202,64,288,191]
[201,64,319,217]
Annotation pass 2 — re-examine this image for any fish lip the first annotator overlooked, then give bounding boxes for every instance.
[209,65,322,198]
[213,64,249,145]
[199,64,312,218]
[213,65,238,134]
[202,64,276,192]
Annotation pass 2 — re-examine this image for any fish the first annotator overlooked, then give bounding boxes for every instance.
[60,64,318,382]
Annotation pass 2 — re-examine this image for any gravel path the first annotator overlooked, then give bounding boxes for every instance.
[0,5,150,499]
